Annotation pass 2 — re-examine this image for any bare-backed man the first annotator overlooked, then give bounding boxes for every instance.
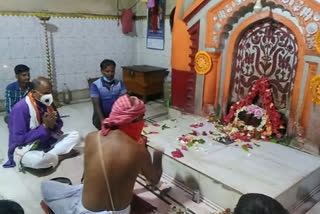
[41,95,163,214]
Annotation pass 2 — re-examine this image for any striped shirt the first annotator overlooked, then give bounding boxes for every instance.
[5,81,30,114]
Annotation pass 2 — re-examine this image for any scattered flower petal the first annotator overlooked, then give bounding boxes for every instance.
[181,145,188,151]
[172,149,184,158]
[191,130,199,136]
[149,131,159,134]
[246,143,253,149]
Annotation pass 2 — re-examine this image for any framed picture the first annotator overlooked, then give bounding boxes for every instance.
[146,0,165,50]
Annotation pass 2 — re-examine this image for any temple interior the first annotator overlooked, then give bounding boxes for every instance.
[1,0,320,213]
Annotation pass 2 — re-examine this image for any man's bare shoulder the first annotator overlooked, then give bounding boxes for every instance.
[85,130,147,154]
[107,130,148,153]
[86,131,99,139]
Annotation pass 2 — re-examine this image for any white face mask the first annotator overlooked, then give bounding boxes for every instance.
[39,94,53,106]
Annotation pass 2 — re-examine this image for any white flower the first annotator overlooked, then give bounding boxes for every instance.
[230,127,239,134]
[247,126,254,131]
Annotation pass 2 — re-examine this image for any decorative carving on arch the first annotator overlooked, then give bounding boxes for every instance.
[206,0,320,52]
[276,0,320,50]
[230,18,299,110]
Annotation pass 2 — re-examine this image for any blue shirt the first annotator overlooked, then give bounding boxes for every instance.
[5,81,30,114]
[90,78,127,115]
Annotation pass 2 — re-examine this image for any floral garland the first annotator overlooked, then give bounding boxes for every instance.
[315,30,320,54]
[223,78,285,141]
[310,75,320,105]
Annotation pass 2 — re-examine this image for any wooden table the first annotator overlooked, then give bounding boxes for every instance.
[122,65,168,102]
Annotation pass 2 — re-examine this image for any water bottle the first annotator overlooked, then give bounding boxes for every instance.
[63,83,71,104]
[163,74,171,107]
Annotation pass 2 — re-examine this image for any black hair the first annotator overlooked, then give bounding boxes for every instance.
[100,59,116,70]
[14,64,30,74]
[234,193,289,214]
[0,200,24,214]
[170,7,176,32]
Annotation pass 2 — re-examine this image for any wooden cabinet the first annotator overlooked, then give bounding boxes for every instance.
[122,65,168,102]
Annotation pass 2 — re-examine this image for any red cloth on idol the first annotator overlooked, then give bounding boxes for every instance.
[101,94,146,136]
[121,9,133,34]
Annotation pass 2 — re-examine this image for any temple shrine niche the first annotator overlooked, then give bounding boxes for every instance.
[150,0,320,213]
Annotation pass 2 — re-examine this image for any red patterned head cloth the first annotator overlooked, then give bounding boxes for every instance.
[101,94,146,136]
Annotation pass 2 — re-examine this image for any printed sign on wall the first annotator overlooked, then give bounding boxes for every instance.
[146,0,166,50]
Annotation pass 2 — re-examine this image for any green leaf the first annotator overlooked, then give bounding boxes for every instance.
[254,132,260,138]
[161,124,170,130]
[142,130,148,135]
[190,138,206,145]
[215,125,223,130]
[241,145,249,152]
[254,143,261,147]
[198,138,206,144]
[277,138,291,146]
[30,140,40,151]
[269,138,278,143]
[186,142,194,147]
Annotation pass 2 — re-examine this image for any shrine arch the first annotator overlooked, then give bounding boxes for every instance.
[222,10,305,135]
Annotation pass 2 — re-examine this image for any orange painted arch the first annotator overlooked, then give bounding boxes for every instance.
[221,10,305,135]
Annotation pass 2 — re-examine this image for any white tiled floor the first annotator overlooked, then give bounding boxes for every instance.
[0,100,168,214]
[307,201,320,214]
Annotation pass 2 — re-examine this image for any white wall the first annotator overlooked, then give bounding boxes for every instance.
[0,16,47,97]
[0,15,172,101]
[135,19,172,72]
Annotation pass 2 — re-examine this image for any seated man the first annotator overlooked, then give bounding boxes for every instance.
[41,95,163,214]
[90,59,127,130]
[4,64,31,124]
[234,193,289,214]
[2,76,80,169]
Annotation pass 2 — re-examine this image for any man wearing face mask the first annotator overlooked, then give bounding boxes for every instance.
[90,59,127,130]
[2,76,80,169]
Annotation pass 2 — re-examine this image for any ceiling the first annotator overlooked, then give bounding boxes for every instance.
[0,0,176,16]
